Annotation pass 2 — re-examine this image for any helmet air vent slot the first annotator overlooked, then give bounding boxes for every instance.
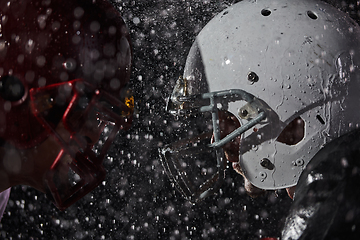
[316,115,325,125]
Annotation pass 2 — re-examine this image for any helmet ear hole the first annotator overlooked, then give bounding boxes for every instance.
[276,117,305,146]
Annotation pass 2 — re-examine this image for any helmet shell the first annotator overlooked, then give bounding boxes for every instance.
[0,0,132,149]
[183,0,360,189]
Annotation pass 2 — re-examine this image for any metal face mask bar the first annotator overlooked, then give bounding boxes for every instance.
[160,79,266,203]
[30,79,133,210]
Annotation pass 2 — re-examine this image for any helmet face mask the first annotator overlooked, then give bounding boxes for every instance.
[160,79,267,202]
[160,0,360,202]
[0,0,133,209]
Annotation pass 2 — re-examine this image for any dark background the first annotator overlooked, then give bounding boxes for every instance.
[1,0,359,239]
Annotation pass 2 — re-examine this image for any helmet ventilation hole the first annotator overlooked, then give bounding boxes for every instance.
[307,11,318,20]
[247,71,259,83]
[261,9,271,17]
[0,75,25,102]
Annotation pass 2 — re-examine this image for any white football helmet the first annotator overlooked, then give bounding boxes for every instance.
[160,0,360,202]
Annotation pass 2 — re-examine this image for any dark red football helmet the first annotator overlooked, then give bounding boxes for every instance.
[0,0,133,210]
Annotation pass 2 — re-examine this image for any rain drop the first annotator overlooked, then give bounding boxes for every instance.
[133,17,140,25]
[90,21,101,32]
[74,7,84,18]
